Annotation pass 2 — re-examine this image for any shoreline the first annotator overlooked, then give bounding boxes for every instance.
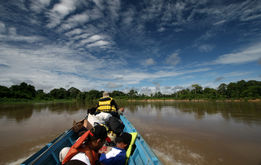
[127,99,261,102]
[0,98,77,104]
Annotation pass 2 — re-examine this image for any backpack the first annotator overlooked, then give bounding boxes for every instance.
[106,116,125,136]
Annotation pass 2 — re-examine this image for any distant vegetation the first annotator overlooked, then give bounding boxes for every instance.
[0,80,261,103]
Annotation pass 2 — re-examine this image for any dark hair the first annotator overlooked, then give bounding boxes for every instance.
[89,124,107,141]
[87,107,96,115]
[64,160,86,165]
[115,132,132,150]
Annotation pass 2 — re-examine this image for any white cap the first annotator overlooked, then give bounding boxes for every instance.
[103,91,109,97]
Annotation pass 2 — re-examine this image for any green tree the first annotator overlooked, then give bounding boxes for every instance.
[110,90,126,98]
[203,87,217,99]
[217,83,227,97]
[36,89,47,99]
[49,88,67,99]
[191,84,203,95]
[227,82,240,98]
[67,87,81,98]
[128,89,138,98]
[0,85,11,98]
[241,86,261,98]
[85,90,102,101]
[10,82,36,99]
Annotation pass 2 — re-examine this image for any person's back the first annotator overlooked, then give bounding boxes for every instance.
[97,92,118,113]
[62,124,108,165]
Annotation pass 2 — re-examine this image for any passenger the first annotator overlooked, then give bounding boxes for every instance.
[96,92,124,118]
[62,124,108,165]
[99,132,132,165]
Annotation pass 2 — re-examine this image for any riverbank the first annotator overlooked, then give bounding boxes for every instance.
[127,98,261,102]
[0,98,77,104]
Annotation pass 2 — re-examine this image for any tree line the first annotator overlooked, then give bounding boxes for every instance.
[0,80,261,102]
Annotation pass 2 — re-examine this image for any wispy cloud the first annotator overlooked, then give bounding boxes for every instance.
[0,0,260,93]
[105,82,123,89]
[30,0,51,13]
[165,53,181,66]
[198,44,215,53]
[0,22,45,44]
[0,21,6,33]
[215,42,261,64]
[214,76,224,82]
[46,0,80,28]
[223,71,252,77]
[145,58,155,66]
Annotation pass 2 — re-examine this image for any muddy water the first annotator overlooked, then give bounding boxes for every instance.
[0,102,261,165]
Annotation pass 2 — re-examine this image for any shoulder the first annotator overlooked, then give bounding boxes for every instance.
[99,148,126,163]
[71,152,91,165]
[99,97,112,101]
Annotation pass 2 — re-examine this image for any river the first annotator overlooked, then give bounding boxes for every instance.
[0,101,261,165]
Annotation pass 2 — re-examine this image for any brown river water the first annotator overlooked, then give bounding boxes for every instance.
[0,101,261,165]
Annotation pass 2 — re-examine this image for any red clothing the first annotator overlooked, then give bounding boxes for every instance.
[62,131,98,165]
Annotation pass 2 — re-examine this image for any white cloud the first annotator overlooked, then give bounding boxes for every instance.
[86,40,111,48]
[93,0,105,10]
[215,42,261,64]
[166,53,180,66]
[46,0,79,28]
[0,27,44,43]
[107,0,121,22]
[105,82,123,89]
[113,67,210,86]
[30,0,51,13]
[213,20,226,26]
[65,28,85,38]
[59,12,90,31]
[223,71,252,77]
[145,58,155,66]
[0,22,6,33]
[0,44,110,91]
[199,44,215,52]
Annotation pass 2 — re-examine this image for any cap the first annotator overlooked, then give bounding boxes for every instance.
[90,124,108,140]
[115,132,132,146]
[103,91,109,97]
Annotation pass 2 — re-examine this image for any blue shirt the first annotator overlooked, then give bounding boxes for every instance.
[99,147,126,165]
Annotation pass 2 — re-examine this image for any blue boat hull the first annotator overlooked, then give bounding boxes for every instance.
[21,115,162,165]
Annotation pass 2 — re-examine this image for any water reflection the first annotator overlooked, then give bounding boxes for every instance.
[123,101,261,165]
[123,101,261,125]
[0,102,88,122]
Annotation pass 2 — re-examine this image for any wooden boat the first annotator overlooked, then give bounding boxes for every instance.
[21,115,162,165]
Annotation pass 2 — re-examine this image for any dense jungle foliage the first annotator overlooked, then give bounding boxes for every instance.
[0,80,261,102]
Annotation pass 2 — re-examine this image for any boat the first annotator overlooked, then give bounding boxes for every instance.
[21,115,162,165]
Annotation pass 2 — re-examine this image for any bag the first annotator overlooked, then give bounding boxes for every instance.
[72,120,84,133]
[72,120,88,136]
[106,116,124,136]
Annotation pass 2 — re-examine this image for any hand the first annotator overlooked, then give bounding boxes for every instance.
[119,107,124,113]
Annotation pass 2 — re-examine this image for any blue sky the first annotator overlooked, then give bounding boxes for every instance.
[0,0,261,94]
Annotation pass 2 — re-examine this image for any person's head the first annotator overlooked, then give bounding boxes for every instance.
[88,124,108,151]
[115,132,132,150]
[64,160,87,165]
[103,91,109,97]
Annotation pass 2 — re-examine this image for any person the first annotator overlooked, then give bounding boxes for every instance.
[62,124,108,165]
[96,92,124,117]
[99,132,132,165]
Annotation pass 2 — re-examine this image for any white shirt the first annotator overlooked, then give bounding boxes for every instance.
[71,152,91,165]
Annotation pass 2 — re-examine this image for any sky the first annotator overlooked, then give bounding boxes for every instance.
[0,0,261,94]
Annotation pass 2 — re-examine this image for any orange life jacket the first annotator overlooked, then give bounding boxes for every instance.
[62,130,98,165]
